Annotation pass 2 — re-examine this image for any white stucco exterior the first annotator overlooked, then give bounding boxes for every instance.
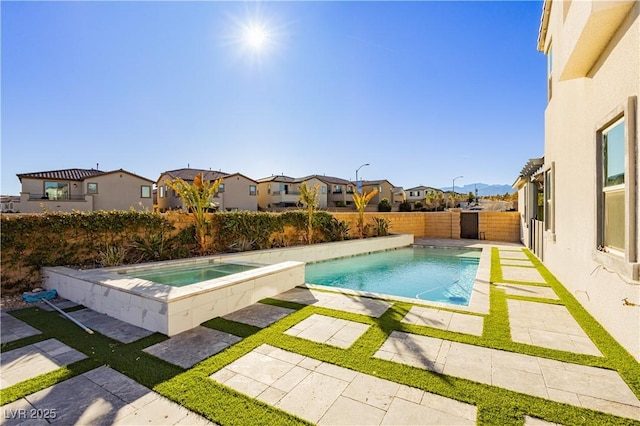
[537,0,639,360]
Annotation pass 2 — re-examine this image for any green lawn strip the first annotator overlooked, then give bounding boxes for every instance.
[201,317,262,338]
[1,333,49,353]
[155,374,311,426]
[493,279,552,288]
[500,264,537,269]
[523,249,640,398]
[3,308,183,401]
[0,359,100,405]
[503,294,564,305]
[206,303,625,425]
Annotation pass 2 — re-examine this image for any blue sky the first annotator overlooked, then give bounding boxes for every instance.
[1,1,546,195]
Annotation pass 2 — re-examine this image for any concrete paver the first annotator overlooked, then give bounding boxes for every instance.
[272,288,392,317]
[285,314,369,348]
[210,344,476,425]
[507,299,602,356]
[143,326,242,369]
[402,306,484,336]
[0,367,214,425]
[1,339,87,390]
[67,308,154,344]
[375,331,640,420]
[495,283,559,300]
[1,312,41,344]
[222,302,294,328]
[498,250,529,260]
[501,265,546,283]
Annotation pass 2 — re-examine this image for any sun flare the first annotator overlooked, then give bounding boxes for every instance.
[245,24,269,50]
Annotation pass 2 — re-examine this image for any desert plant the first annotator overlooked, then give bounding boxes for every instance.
[98,244,127,266]
[372,216,391,236]
[378,198,392,212]
[132,233,167,262]
[298,182,320,244]
[166,173,221,254]
[352,188,378,238]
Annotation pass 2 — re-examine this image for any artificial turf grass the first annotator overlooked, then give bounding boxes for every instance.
[3,301,632,426]
[0,307,182,406]
[3,247,639,426]
[521,249,640,398]
[199,300,630,426]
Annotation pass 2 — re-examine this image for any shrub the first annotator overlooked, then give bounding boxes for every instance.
[372,217,391,236]
[414,201,423,210]
[399,200,412,212]
[378,198,392,212]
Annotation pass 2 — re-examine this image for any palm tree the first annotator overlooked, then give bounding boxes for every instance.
[166,173,221,254]
[298,182,320,244]
[352,188,378,238]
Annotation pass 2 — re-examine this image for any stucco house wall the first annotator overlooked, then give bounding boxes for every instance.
[90,171,154,211]
[538,0,639,360]
[217,173,258,211]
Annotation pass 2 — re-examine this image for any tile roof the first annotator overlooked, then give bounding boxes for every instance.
[163,168,229,182]
[17,168,105,182]
[256,175,297,183]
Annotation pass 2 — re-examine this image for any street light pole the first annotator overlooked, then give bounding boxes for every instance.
[355,163,370,193]
[452,175,463,208]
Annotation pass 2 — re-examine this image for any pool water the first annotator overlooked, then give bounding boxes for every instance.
[305,247,480,305]
[119,262,257,287]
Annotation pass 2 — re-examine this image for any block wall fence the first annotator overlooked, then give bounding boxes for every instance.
[332,211,520,242]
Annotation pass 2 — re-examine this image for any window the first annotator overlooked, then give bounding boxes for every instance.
[44,182,69,200]
[602,118,625,252]
[249,185,256,196]
[87,183,98,194]
[159,186,165,198]
[141,185,151,198]
[321,186,326,194]
[267,184,271,194]
[334,185,342,193]
[218,183,225,193]
[594,98,638,280]
[544,168,554,232]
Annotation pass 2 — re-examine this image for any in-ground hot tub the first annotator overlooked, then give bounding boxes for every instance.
[42,257,304,336]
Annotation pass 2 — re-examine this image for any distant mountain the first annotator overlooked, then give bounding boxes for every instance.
[440,183,515,196]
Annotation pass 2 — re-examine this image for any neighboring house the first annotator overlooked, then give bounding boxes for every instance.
[256,175,329,210]
[392,187,406,204]
[360,180,398,206]
[528,0,639,360]
[157,168,258,212]
[16,168,154,213]
[318,175,354,208]
[405,185,441,207]
[0,195,20,213]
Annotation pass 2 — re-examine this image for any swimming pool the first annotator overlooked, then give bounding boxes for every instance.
[305,246,481,305]
[118,262,258,287]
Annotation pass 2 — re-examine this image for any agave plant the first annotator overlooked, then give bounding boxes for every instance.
[352,188,378,238]
[166,173,221,254]
[298,182,320,244]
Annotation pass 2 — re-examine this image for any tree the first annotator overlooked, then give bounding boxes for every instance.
[425,190,436,211]
[467,191,475,204]
[298,182,320,244]
[166,173,221,254]
[352,188,378,238]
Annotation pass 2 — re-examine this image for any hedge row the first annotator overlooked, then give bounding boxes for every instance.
[0,210,351,295]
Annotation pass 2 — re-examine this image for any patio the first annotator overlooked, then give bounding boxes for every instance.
[1,241,639,425]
